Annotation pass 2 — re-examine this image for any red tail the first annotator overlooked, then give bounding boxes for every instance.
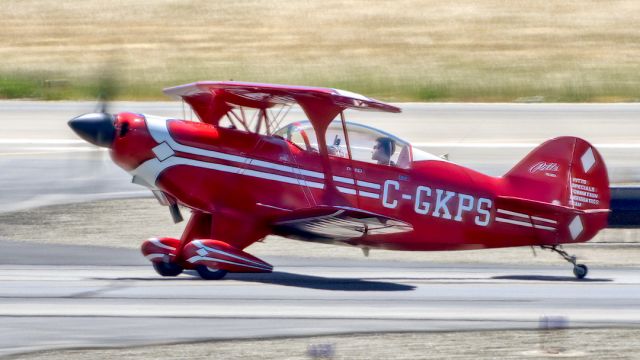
[501,137,610,243]
[504,136,609,210]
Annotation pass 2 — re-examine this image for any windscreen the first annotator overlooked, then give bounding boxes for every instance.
[274,120,414,168]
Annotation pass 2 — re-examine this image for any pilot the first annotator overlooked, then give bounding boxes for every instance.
[372,137,396,166]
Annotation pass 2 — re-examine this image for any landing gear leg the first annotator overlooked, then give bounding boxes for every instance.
[541,245,588,279]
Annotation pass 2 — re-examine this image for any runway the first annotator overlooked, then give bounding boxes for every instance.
[2,102,640,357]
[0,240,638,357]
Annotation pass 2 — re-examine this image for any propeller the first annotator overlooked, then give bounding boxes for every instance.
[68,70,118,148]
[67,68,185,223]
[62,68,121,204]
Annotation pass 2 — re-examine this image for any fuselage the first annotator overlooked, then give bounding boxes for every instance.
[109,112,596,251]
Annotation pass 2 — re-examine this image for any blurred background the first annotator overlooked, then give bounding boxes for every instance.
[2,0,640,102]
[2,1,640,359]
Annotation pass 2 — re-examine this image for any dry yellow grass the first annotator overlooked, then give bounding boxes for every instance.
[2,0,640,101]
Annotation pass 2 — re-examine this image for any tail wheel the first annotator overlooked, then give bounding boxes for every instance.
[542,246,589,280]
[153,261,183,277]
[196,265,228,280]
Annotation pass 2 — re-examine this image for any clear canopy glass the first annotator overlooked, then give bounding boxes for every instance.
[274,120,441,169]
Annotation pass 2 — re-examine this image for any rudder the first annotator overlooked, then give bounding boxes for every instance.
[504,136,610,211]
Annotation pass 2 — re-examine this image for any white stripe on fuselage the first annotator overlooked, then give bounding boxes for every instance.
[496,208,557,227]
[356,180,381,190]
[131,156,325,190]
[333,176,355,185]
[337,186,357,195]
[137,115,383,193]
[495,216,533,228]
[496,208,529,219]
[144,115,325,180]
[531,215,558,224]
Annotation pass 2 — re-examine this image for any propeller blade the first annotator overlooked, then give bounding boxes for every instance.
[93,68,118,113]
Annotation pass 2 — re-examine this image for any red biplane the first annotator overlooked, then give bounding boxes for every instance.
[69,81,610,279]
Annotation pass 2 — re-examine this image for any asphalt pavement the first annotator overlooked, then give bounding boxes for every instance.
[1,239,640,358]
[2,102,640,357]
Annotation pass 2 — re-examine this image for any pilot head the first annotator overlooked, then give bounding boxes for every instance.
[372,137,396,165]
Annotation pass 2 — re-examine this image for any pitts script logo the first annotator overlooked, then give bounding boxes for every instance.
[529,161,560,174]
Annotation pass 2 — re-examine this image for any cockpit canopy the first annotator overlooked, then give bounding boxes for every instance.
[274,120,440,169]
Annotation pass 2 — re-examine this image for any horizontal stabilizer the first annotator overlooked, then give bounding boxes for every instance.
[497,196,609,216]
[495,196,609,244]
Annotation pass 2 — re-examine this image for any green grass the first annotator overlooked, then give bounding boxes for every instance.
[1,71,639,102]
[0,74,41,99]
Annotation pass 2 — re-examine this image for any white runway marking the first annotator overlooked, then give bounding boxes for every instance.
[0,139,85,144]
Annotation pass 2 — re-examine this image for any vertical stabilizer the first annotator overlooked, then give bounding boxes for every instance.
[501,137,610,244]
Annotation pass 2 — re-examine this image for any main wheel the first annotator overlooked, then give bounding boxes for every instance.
[153,261,183,277]
[573,264,588,279]
[196,265,228,280]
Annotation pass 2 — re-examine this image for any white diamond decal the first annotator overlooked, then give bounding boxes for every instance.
[569,215,583,240]
[580,147,596,173]
[196,248,208,257]
[152,142,175,161]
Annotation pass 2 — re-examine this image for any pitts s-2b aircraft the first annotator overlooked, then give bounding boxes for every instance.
[68,81,610,280]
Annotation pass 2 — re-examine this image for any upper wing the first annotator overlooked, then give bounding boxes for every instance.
[163,81,401,125]
[271,206,413,243]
